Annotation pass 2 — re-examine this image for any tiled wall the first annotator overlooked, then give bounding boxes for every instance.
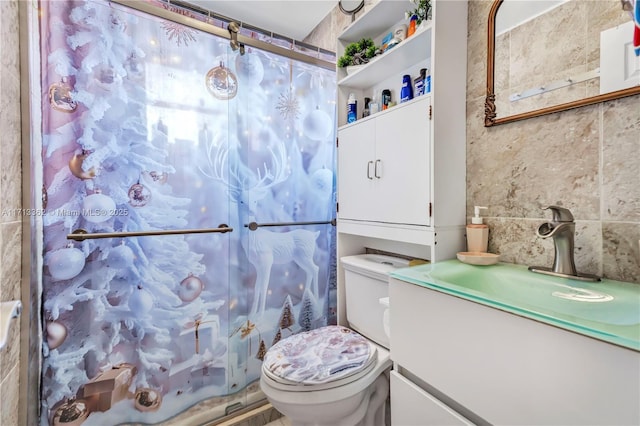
[0,0,23,425]
[304,0,378,52]
[467,0,640,283]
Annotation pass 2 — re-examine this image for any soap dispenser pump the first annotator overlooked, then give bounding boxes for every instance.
[467,206,488,253]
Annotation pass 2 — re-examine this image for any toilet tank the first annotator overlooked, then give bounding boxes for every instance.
[341,254,410,348]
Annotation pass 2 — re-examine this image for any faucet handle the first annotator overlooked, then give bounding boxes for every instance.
[543,205,574,222]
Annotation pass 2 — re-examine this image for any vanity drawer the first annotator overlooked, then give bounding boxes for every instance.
[389,277,640,425]
[390,371,472,426]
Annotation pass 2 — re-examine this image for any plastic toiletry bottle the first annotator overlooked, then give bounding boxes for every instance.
[363,97,371,118]
[407,15,417,37]
[425,68,431,93]
[347,93,357,123]
[414,68,426,96]
[381,89,391,110]
[400,75,413,103]
[467,206,488,253]
[369,96,379,115]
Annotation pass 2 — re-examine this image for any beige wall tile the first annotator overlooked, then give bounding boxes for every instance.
[0,72,22,223]
[465,0,491,101]
[469,104,600,220]
[0,315,21,382]
[602,96,640,222]
[0,364,20,426]
[0,0,22,423]
[0,0,20,75]
[1,221,22,301]
[602,222,640,283]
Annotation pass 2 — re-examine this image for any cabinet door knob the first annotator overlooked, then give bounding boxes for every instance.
[375,159,381,178]
[367,161,374,179]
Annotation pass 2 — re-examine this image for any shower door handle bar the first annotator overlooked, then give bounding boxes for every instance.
[245,218,337,231]
[66,224,233,241]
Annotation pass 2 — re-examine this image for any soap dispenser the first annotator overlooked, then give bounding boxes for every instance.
[467,206,488,252]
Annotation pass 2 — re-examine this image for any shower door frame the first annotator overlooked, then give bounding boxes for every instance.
[18,0,335,424]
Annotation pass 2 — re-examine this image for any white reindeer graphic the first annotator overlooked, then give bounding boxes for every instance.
[202,141,320,318]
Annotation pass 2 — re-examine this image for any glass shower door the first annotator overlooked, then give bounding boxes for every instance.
[36,0,336,424]
[39,1,240,423]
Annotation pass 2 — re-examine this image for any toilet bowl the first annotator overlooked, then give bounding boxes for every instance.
[260,254,409,426]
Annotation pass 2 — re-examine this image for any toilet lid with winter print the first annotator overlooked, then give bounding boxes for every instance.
[262,325,376,386]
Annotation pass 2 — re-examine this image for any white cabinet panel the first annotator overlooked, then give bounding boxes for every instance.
[338,97,431,226]
[338,119,377,222]
[390,371,472,426]
[374,99,430,225]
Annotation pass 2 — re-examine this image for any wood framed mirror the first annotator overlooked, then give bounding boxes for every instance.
[485,0,640,127]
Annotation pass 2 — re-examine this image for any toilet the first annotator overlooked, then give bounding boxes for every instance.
[260,254,409,426]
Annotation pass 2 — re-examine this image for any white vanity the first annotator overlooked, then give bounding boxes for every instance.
[389,260,640,425]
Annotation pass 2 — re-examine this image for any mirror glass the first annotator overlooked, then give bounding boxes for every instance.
[487,0,640,126]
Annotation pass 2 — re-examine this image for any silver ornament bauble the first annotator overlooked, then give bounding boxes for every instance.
[205,62,238,100]
[52,399,89,426]
[82,191,116,223]
[235,52,264,86]
[134,387,162,412]
[129,285,154,316]
[47,245,85,281]
[310,167,334,193]
[107,243,135,269]
[128,183,151,207]
[179,273,204,302]
[303,107,332,141]
[46,321,68,350]
[48,79,77,113]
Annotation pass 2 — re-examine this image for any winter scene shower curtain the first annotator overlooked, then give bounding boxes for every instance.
[37,0,337,424]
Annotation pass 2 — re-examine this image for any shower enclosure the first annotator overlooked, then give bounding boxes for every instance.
[27,0,336,423]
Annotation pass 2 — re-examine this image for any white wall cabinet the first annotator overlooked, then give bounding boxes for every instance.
[389,277,640,425]
[338,97,431,226]
[336,0,468,325]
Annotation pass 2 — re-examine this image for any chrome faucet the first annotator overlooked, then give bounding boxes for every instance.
[528,206,600,282]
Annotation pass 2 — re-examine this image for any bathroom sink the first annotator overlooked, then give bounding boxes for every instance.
[390,260,640,351]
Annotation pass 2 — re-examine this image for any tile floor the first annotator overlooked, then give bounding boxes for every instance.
[265,417,292,426]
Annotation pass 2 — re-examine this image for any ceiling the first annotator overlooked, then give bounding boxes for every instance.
[183,1,338,41]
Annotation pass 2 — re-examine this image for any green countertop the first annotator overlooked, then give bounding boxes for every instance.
[390,260,640,351]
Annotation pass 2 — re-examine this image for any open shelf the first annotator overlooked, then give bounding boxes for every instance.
[339,1,411,42]
[338,25,432,90]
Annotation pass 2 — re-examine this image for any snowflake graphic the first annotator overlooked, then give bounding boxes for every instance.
[161,21,197,46]
[276,89,300,120]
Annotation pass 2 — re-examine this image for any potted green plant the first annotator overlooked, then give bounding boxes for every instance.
[405,0,432,26]
[337,38,377,71]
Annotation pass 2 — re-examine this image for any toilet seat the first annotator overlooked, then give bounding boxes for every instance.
[262,325,378,391]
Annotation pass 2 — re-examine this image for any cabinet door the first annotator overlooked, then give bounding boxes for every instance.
[374,98,431,226]
[338,119,377,221]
